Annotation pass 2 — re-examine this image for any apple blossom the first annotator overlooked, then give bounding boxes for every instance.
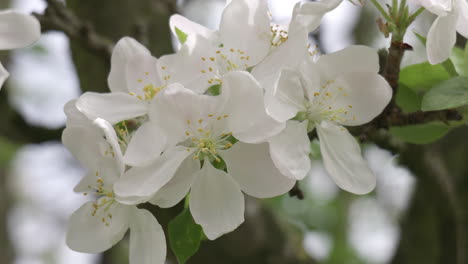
[76,37,175,124]
[414,0,468,64]
[165,0,340,94]
[113,71,295,239]
[62,116,166,264]
[265,46,392,194]
[0,10,40,89]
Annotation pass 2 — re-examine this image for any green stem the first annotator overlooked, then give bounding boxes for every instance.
[392,0,399,17]
[398,0,407,19]
[370,0,392,21]
[408,7,425,23]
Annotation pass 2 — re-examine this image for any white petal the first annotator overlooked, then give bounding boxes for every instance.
[66,201,130,253]
[64,99,90,127]
[114,146,194,204]
[219,0,271,65]
[252,26,308,88]
[289,0,342,33]
[124,122,168,167]
[126,54,162,96]
[427,14,458,65]
[0,11,40,50]
[316,121,376,194]
[0,61,9,90]
[158,34,220,94]
[169,14,214,42]
[265,68,306,122]
[149,83,220,145]
[456,3,468,38]
[73,158,121,193]
[129,208,166,264]
[93,118,125,173]
[108,37,150,93]
[221,142,296,198]
[76,92,148,124]
[220,71,285,143]
[268,121,311,180]
[150,157,199,208]
[62,125,105,170]
[330,72,392,126]
[299,57,322,101]
[316,45,380,80]
[189,161,244,240]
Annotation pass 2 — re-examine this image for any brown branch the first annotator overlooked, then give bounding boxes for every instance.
[32,0,113,60]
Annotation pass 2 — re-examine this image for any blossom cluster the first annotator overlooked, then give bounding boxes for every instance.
[61,0,395,263]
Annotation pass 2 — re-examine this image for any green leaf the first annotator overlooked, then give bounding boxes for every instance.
[206,84,221,96]
[450,46,468,77]
[168,208,204,264]
[389,122,451,144]
[421,76,468,111]
[395,84,422,112]
[175,27,188,45]
[399,62,451,92]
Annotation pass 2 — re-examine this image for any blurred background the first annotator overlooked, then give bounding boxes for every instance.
[0,0,467,264]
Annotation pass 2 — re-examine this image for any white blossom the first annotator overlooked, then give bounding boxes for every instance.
[62,112,166,264]
[265,46,392,194]
[113,72,295,239]
[415,0,468,64]
[0,10,40,89]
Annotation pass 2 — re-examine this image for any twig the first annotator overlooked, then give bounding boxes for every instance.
[288,182,304,200]
[32,0,113,60]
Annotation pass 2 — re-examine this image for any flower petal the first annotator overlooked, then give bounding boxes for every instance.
[265,68,305,122]
[316,45,380,81]
[76,92,148,124]
[129,208,166,264]
[66,201,130,253]
[150,157,199,208]
[108,37,150,93]
[64,99,90,127]
[221,142,296,198]
[427,13,458,65]
[0,11,40,50]
[456,3,468,38]
[114,146,194,204]
[149,83,220,145]
[330,72,392,126]
[219,0,270,65]
[0,61,9,90]
[169,14,215,43]
[316,121,376,194]
[220,71,285,143]
[269,121,311,180]
[189,161,244,240]
[126,54,162,96]
[62,125,105,170]
[289,0,342,33]
[124,122,168,167]
[252,26,308,88]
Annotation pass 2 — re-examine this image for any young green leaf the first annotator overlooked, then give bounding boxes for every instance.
[395,84,422,112]
[389,122,451,144]
[421,77,468,111]
[168,208,204,264]
[399,62,450,92]
[450,47,468,77]
[175,27,188,45]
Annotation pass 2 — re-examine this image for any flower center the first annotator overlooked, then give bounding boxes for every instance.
[305,79,355,124]
[270,24,288,47]
[130,66,171,101]
[184,114,234,162]
[199,46,252,85]
[83,172,116,227]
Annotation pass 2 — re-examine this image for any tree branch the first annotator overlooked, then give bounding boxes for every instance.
[32,0,114,60]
